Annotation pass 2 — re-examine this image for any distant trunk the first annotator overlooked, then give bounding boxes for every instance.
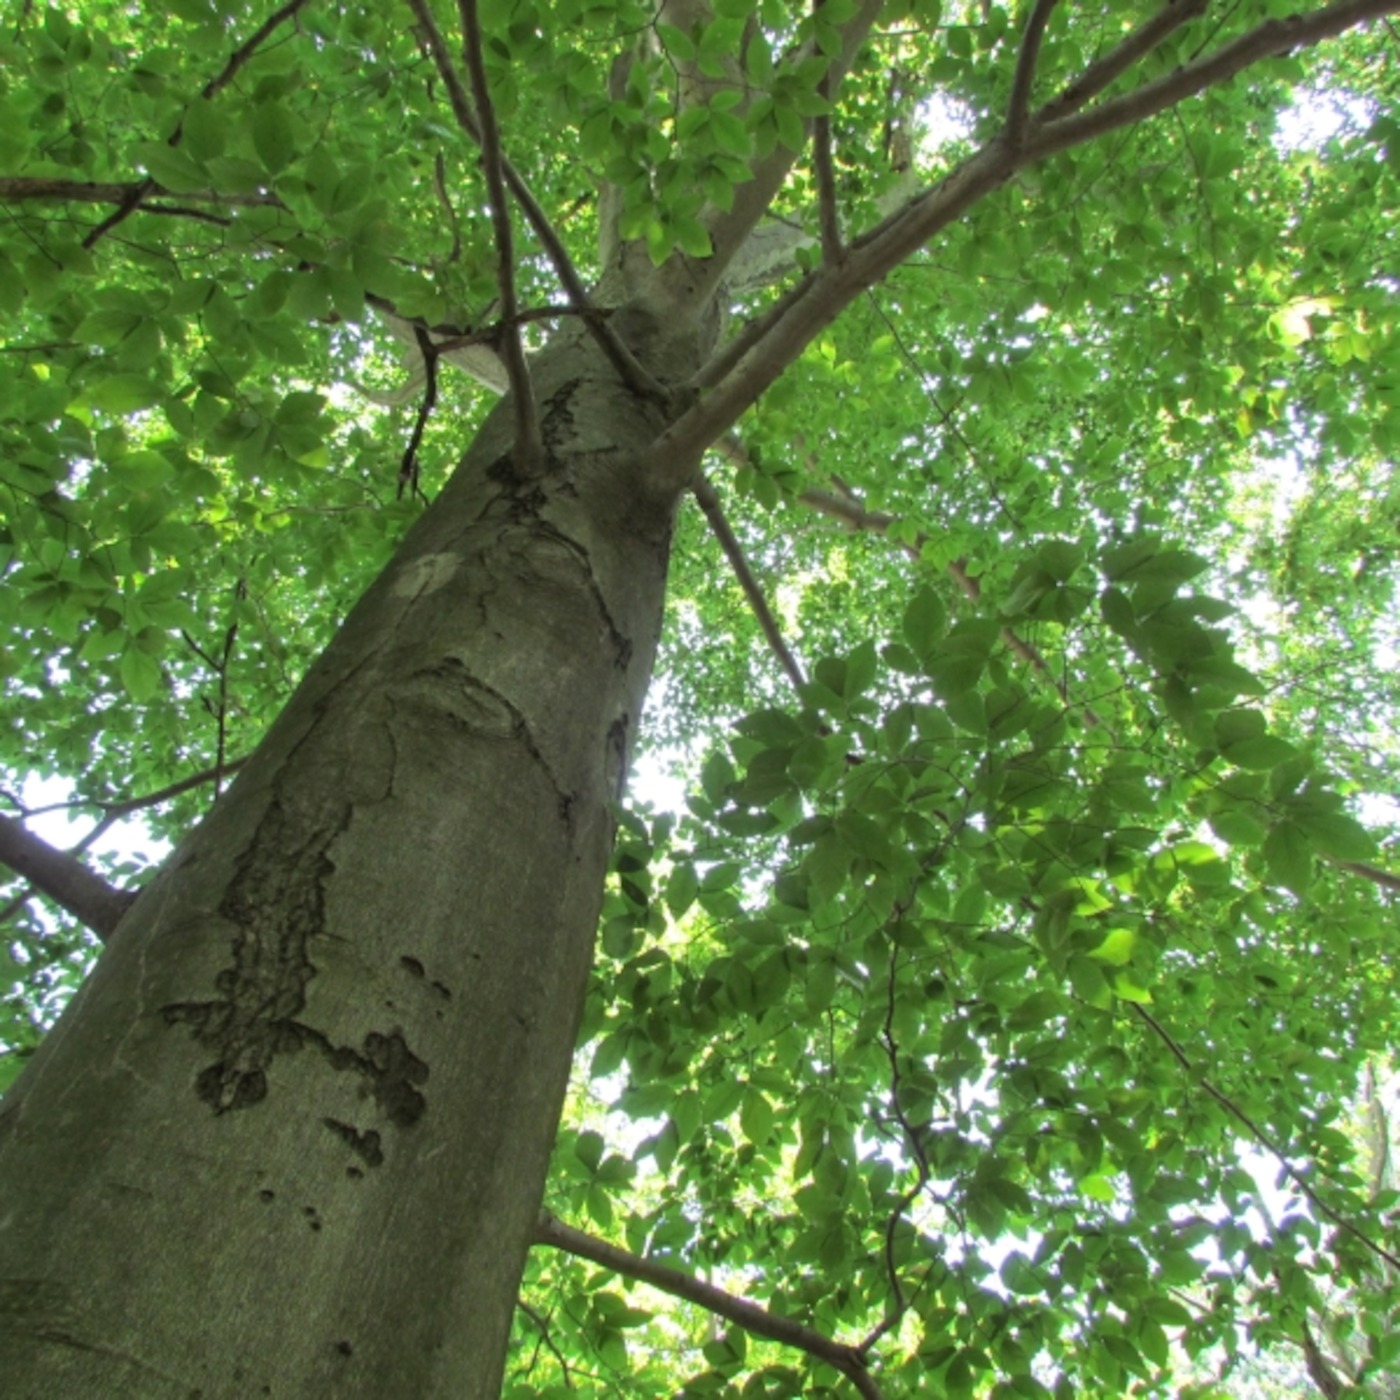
[0,313,697,1397]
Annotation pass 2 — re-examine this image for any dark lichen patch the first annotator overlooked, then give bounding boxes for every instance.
[257,1189,275,1204]
[195,1062,265,1112]
[303,1205,322,1232]
[161,797,431,1134]
[323,1117,385,1168]
[334,1341,353,1358]
[401,955,449,999]
[163,798,337,1112]
[311,1026,429,1129]
[364,1031,429,1127]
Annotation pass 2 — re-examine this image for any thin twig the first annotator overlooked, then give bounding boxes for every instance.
[14,757,251,822]
[860,945,931,1353]
[0,756,245,928]
[83,0,313,248]
[794,477,1106,726]
[433,151,464,263]
[533,1210,885,1398]
[212,581,245,797]
[201,0,313,100]
[403,0,666,404]
[813,0,842,265]
[1131,1003,1400,1273]
[515,1300,573,1386]
[399,325,440,501]
[457,0,541,475]
[1006,0,1061,147]
[693,475,807,692]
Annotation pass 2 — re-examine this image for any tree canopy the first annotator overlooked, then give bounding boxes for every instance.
[2,0,1399,1395]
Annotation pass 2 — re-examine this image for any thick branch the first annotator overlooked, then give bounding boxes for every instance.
[403,0,664,403]
[681,0,885,308]
[693,475,807,692]
[1035,0,1210,123]
[647,0,1399,492]
[533,1210,885,1398]
[1300,1314,1347,1400]
[1332,857,1400,893]
[0,814,135,941]
[1025,0,1400,159]
[1132,1003,1400,1273]
[1006,0,1061,147]
[0,177,282,210]
[645,142,1016,492]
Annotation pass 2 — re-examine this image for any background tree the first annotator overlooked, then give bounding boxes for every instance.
[1,0,1398,1396]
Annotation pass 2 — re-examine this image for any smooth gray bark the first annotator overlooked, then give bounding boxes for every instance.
[0,317,697,1398]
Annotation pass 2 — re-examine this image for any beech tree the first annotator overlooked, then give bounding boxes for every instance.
[2,0,1399,1394]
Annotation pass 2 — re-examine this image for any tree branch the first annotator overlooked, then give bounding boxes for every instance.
[457,0,541,476]
[0,177,283,210]
[403,0,666,404]
[202,0,313,101]
[514,1299,573,1385]
[533,1210,885,1398]
[645,0,1399,493]
[812,0,843,266]
[1131,1003,1400,1273]
[1034,0,1209,124]
[398,326,440,501]
[83,0,312,248]
[0,815,135,942]
[693,475,807,693]
[1331,857,1400,894]
[1024,0,1400,160]
[1006,0,1061,148]
[1,758,245,932]
[643,141,1016,492]
[681,0,885,309]
[783,472,1106,726]
[12,757,249,823]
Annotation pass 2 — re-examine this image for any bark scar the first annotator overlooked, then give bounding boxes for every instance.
[161,798,428,1130]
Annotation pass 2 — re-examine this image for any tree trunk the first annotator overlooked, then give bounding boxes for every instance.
[0,319,690,1397]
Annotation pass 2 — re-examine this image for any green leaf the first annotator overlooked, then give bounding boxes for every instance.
[666,862,698,917]
[119,647,162,701]
[1263,822,1313,896]
[903,586,947,657]
[656,22,695,61]
[1293,808,1375,861]
[740,1087,774,1144]
[86,375,162,414]
[675,218,714,259]
[252,102,301,173]
[136,141,208,193]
